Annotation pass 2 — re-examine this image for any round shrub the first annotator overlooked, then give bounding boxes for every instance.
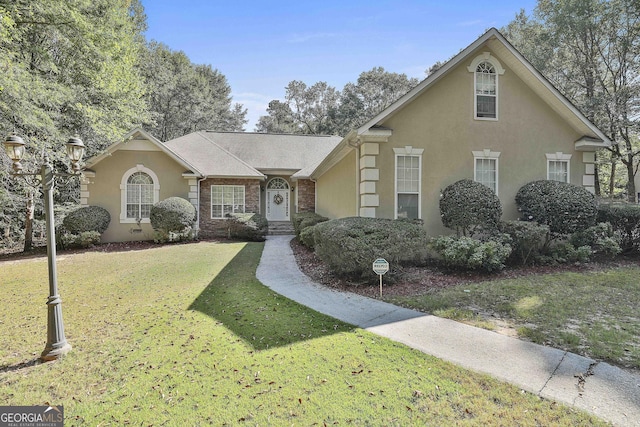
[439,179,502,236]
[62,205,111,234]
[515,180,597,234]
[292,212,328,237]
[150,197,196,233]
[311,217,431,280]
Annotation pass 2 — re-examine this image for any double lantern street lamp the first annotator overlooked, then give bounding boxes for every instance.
[3,134,85,361]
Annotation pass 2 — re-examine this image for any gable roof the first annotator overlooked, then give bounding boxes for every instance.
[163,132,265,179]
[164,131,342,179]
[358,28,612,147]
[311,28,612,179]
[83,127,198,173]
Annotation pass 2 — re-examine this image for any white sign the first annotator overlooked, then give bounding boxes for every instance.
[372,258,389,275]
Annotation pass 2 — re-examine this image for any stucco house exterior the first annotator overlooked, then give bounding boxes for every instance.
[82,28,611,242]
[82,129,341,242]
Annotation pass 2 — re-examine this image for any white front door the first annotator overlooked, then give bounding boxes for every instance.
[266,178,290,221]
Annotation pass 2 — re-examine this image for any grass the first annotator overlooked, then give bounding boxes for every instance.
[388,268,640,371]
[0,242,608,425]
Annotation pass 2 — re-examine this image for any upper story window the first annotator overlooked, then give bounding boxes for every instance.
[467,52,505,121]
[394,146,424,220]
[120,165,160,223]
[476,62,497,118]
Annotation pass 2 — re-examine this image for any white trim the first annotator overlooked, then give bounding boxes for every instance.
[546,152,572,183]
[210,184,246,219]
[472,150,500,194]
[469,53,504,121]
[119,164,160,224]
[394,147,423,220]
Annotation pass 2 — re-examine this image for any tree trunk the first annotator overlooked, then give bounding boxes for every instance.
[609,158,617,198]
[23,191,35,252]
[626,157,637,203]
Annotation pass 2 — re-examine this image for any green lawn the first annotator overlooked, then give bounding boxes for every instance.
[388,267,640,371]
[0,242,607,425]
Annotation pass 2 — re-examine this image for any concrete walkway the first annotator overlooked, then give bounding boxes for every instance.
[256,235,640,427]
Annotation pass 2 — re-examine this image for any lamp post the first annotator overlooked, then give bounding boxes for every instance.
[3,134,85,361]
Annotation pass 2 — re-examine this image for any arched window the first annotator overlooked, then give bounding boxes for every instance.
[468,53,504,120]
[475,61,497,118]
[120,165,160,223]
[126,172,154,219]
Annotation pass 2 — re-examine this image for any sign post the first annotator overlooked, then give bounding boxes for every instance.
[372,258,389,298]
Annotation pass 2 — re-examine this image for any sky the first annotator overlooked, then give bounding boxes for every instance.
[141,0,538,131]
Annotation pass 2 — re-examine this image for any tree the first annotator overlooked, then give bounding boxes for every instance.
[255,100,298,133]
[140,42,247,141]
[0,0,151,249]
[256,68,419,135]
[334,67,419,134]
[503,0,640,202]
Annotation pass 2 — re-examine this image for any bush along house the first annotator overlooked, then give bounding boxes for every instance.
[82,28,611,242]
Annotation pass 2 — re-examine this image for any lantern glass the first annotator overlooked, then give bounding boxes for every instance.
[3,135,26,162]
[65,137,85,163]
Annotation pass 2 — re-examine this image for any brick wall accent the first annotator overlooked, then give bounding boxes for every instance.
[296,179,316,213]
[198,178,261,238]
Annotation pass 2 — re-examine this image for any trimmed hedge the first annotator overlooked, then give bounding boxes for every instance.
[439,179,502,236]
[515,180,597,234]
[225,213,268,241]
[292,212,328,238]
[62,205,111,234]
[310,217,430,280]
[596,204,640,252]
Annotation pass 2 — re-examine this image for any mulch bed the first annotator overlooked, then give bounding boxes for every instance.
[289,238,640,299]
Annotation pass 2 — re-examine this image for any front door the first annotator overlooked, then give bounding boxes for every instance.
[266,178,290,221]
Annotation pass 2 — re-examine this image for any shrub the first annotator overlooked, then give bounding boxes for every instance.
[439,179,502,236]
[62,205,111,234]
[570,222,622,258]
[543,242,592,264]
[515,180,597,235]
[431,235,512,272]
[225,213,268,241]
[299,226,316,248]
[292,212,328,237]
[500,220,550,266]
[311,217,431,280]
[596,204,640,253]
[59,231,101,249]
[150,197,196,234]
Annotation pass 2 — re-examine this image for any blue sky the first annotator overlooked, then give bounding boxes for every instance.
[141,0,538,130]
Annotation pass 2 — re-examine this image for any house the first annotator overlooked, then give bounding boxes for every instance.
[82,130,341,242]
[310,28,611,236]
[82,28,611,242]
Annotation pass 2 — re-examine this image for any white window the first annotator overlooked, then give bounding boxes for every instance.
[120,165,160,223]
[394,147,423,220]
[211,185,245,219]
[473,150,501,194]
[467,53,505,120]
[546,152,572,183]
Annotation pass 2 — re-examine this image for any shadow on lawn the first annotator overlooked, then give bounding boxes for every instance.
[188,242,351,351]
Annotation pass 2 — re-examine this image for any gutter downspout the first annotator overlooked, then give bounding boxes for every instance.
[347,135,361,216]
[195,176,207,238]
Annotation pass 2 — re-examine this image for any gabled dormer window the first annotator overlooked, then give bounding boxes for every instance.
[468,52,505,121]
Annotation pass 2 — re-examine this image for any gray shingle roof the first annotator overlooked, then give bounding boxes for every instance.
[163,131,342,178]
